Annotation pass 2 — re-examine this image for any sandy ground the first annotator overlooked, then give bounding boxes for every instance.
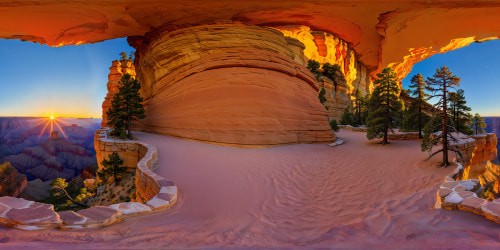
[0,130,498,249]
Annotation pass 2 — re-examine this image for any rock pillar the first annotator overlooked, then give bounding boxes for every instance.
[129,23,334,146]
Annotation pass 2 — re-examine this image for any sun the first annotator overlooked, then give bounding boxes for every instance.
[50,115,55,120]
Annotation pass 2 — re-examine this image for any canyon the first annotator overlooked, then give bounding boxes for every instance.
[1,1,498,145]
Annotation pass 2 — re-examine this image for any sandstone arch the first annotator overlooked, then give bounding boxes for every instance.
[1,1,498,145]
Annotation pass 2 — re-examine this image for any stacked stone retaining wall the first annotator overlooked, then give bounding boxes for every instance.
[0,129,177,230]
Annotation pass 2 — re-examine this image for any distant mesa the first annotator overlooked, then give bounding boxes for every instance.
[50,131,59,139]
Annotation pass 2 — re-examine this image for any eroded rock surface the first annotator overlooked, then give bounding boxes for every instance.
[1,1,498,79]
[130,23,334,146]
[0,162,27,197]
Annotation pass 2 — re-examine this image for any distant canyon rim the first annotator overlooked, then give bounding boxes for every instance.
[1,1,499,146]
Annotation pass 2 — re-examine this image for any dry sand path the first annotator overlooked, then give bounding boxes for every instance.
[1,130,498,249]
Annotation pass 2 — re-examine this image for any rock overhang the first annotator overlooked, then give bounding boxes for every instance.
[1,1,498,79]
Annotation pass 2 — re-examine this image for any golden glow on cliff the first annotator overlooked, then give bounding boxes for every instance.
[387,36,498,81]
[275,26,371,97]
[54,40,85,47]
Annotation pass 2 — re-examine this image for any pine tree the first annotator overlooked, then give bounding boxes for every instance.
[472,113,486,135]
[353,90,365,126]
[98,152,128,183]
[120,52,128,61]
[422,66,461,167]
[408,73,429,138]
[366,67,402,144]
[307,60,321,80]
[50,177,90,209]
[448,89,471,134]
[322,63,346,90]
[107,74,146,139]
[340,105,354,125]
[318,87,327,105]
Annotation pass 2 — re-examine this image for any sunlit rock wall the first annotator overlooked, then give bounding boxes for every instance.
[276,26,373,121]
[0,162,27,198]
[101,59,136,127]
[462,133,498,180]
[129,23,334,146]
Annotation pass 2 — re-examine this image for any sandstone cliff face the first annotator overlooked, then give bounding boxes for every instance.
[130,24,333,146]
[276,26,373,121]
[101,59,136,127]
[462,134,498,180]
[0,162,27,198]
[1,1,498,80]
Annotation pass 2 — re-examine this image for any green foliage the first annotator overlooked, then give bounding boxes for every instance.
[120,52,128,61]
[401,101,431,133]
[107,74,146,139]
[47,177,92,211]
[340,106,354,125]
[307,60,322,80]
[329,119,340,132]
[421,115,442,152]
[322,63,346,89]
[366,67,402,144]
[448,89,472,134]
[472,113,487,135]
[353,90,368,126]
[98,152,128,184]
[407,73,430,138]
[480,183,498,200]
[318,87,327,105]
[421,66,461,167]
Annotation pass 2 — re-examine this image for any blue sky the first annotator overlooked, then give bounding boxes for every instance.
[0,38,133,118]
[402,39,500,117]
[0,38,498,117]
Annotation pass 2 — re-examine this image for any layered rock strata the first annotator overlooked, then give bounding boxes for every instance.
[0,130,177,230]
[101,59,136,127]
[462,133,498,180]
[130,23,334,146]
[276,26,373,121]
[2,1,498,81]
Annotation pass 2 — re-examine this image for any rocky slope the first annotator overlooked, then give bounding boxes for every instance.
[0,162,27,197]
[3,135,96,181]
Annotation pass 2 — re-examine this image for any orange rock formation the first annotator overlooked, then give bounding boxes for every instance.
[130,24,334,146]
[2,1,498,145]
[1,1,498,79]
[101,59,136,127]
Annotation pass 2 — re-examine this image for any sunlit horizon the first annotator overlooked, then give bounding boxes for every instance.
[0,38,133,119]
[0,38,499,117]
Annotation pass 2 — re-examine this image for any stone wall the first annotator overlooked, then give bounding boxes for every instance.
[435,162,500,224]
[0,130,177,230]
[339,125,419,140]
[387,132,419,141]
[130,23,334,146]
[339,125,367,132]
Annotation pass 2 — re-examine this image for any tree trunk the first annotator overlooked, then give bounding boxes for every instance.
[418,104,422,138]
[442,80,449,167]
[383,80,390,145]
